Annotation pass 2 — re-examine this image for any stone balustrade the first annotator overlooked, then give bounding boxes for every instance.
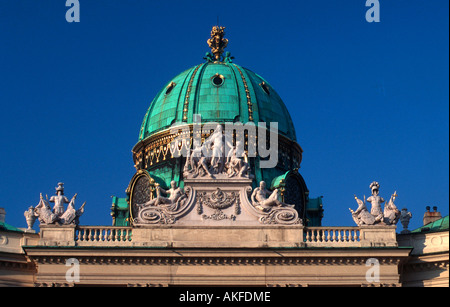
[304,226,397,247]
[304,227,361,247]
[75,226,132,246]
[38,225,132,247]
[36,224,398,248]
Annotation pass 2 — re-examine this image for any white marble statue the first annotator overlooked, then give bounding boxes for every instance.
[34,193,59,224]
[32,184,86,225]
[138,181,187,210]
[351,181,401,226]
[366,181,384,222]
[349,195,376,226]
[49,182,70,217]
[184,139,203,176]
[204,124,225,174]
[183,125,253,179]
[58,193,85,225]
[384,191,401,225]
[225,140,252,178]
[251,181,294,212]
[184,138,215,178]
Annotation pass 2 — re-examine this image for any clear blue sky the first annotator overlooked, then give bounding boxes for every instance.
[1,0,448,231]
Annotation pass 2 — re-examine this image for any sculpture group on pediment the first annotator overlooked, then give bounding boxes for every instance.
[26,183,85,229]
[350,181,400,226]
[131,122,303,226]
[183,124,253,180]
[226,140,251,178]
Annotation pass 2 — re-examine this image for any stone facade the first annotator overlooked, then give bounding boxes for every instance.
[1,206,448,288]
[18,223,410,287]
[397,221,449,287]
[0,226,39,287]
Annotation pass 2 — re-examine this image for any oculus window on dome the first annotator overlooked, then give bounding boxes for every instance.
[211,73,225,87]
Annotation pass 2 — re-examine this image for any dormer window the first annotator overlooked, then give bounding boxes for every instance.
[165,82,176,95]
[259,81,270,95]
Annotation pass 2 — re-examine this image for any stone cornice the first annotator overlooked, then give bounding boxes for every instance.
[24,246,409,266]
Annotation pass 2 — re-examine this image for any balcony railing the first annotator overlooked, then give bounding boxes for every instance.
[75,226,132,246]
[37,224,397,248]
[304,227,361,247]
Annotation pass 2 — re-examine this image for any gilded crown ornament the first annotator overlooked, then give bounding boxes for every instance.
[207,26,229,61]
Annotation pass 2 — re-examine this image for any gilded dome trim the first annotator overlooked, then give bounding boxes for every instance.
[233,64,254,121]
[182,64,204,122]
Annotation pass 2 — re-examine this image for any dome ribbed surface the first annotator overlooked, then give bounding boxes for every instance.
[139,62,296,141]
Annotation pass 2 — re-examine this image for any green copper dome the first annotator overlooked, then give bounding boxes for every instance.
[131,27,303,213]
[116,27,321,228]
[138,61,297,142]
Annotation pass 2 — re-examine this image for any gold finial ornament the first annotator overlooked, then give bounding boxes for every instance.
[207,26,228,61]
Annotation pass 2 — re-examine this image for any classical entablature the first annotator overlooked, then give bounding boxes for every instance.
[23,225,409,287]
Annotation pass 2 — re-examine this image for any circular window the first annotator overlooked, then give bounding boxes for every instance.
[211,74,225,87]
